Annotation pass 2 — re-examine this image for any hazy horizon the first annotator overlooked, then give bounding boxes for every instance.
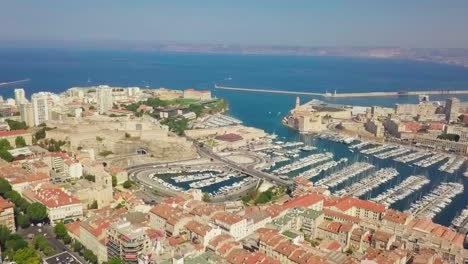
[1,1,468,49]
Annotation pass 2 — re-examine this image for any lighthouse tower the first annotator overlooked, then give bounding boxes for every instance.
[295,96,300,109]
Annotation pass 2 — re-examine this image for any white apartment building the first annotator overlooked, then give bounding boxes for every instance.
[14,88,26,105]
[23,183,83,225]
[19,102,34,127]
[96,86,114,114]
[212,212,249,240]
[31,93,49,126]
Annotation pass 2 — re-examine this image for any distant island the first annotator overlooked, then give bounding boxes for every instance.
[133,43,468,68]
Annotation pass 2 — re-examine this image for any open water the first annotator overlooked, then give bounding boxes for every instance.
[1,48,467,226]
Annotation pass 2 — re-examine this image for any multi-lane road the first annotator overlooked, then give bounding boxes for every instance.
[127,142,293,202]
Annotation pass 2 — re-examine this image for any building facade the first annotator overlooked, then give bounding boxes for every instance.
[31,93,49,126]
[97,86,114,114]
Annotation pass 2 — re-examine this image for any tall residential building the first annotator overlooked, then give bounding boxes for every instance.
[14,88,26,105]
[19,103,34,127]
[445,97,460,122]
[107,221,149,263]
[97,86,114,114]
[31,94,49,126]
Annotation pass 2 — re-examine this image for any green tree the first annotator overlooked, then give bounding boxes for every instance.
[17,213,30,228]
[26,203,48,224]
[72,240,83,253]
[202,193,211,202]
[0,225,12,247]
[5,234,28,252]
[84,174,96,182]
[0,138,12,150]
[5,119,28,130]
[107,258,125,264]
[0,178,12,195]
[15,136,27,148]
[53,222,68,239]
[122,180,134,189]
[13,247,41,264]
[0,149,14,162]
[188,104,203,117]
[34,128,46,140]
[88,200,98,209]
[112,175,117,187]
[84,249,98,264]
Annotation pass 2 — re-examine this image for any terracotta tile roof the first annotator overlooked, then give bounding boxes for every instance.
[184,220,212,237]
[318,221,342,234]
[64,221,81,237]
[263,204,286,218]
[0,129,29,137]
[382,209,410,225]
[283,193,323,209]
[209,234,234,248]
[162,196,186,205]
[325,240,342,251]
[274,241,300,257]
[244,252,281,264]
[80,207,127,237]
[23,183,81,208]
[372,230,394,243]
[333,196,384,213]
[226,248,251,264]
[190,204,224,216]
[259,233,286,248]
[0,196,15,211]
[213,211,244,225]
[323,209,360,224]
[293,177,311,187]
[217,241,241,256]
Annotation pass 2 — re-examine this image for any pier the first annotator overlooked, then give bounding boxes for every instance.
[214,84,468,98]
[0,78,30,86]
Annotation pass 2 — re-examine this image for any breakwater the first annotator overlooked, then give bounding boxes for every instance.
[214,84,468,98]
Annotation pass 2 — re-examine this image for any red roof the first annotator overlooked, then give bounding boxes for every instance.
[0,196,15,211]
[0,130,29,137]
[24,184,81,208]
[333,196,385,213]
[283,193,323,209]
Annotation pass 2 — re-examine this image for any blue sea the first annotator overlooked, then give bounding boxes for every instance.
[1,48,467,226]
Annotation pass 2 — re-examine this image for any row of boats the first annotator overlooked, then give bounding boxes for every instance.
[374,147,412,159]
[315,162,375,188]
[273,152,333,175]
[414,153,451,168]
[209,178,254,196]
[371,175,430,207]
[438,156,465,173]
[451,206,468,229]
[334,168,399,197]
[408,182,464,219]
[297,158,348,179]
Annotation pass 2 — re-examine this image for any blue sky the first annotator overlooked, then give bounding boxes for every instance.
[1,0,467,48]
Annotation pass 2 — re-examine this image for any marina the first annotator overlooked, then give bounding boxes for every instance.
[335,168,399,197]
[451,206,468,231]
[297,158,347,179]
[408,182,464,219]
[372,175,430,207]
[438,156,465,174]
[394,151,431,163]
[360,144,397,155]
[272,152,333,174]
[315,162,375,188]
[413,153,450,167]
[373,147,412,159]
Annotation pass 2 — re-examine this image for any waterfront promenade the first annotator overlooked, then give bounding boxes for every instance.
[214,84,468,98]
